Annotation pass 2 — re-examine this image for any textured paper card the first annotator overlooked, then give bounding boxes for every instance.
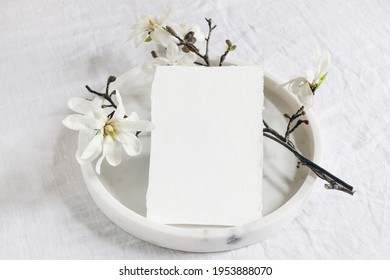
[147,66,264,226]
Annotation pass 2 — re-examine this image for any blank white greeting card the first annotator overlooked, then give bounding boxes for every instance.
[147,66,264,226]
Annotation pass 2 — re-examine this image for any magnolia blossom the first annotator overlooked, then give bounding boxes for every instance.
[153,41,197,66]
[283,50,330,107]
[62,92,153,174]
[130,10,172,47]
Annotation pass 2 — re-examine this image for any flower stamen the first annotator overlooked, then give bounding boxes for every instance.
[104,124,116,139]
[147,19,158,33]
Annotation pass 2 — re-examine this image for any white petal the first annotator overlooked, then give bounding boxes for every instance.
[106,140,122,166]
[81,132,103,159]
[116,132,143,156]
[191,25,205,43]
[129,22,149,47]
[67,98,101,115]
[165,41,179,61]
[139,14,150,22]
[157,7,173,24]
[142,61,156,71]
[288,78,307,95]
[132,32,148,48]
[131,17,149,33]
[127,112,139,121]
[76,147,101,165]
[289,81,300,94]
[113,90,125,119]
[95,136,111,174]
[93,97,105,107]
[93,111,108,128]
[175,22,190,37]
[62,114,101,130]
[298,93,314,108]
[296,83,314,108]
[306,70,314,84]
[119,119,154,132]
[75,130,101,165]
[150,27,172,47]
[298,82,312,96]
[177,52,197,66]
[280,77,305,89]
[315,50,330,81]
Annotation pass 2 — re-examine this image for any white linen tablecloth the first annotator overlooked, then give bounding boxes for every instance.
[1,0,389,259]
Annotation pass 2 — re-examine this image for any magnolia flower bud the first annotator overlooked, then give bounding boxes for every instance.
[225,40,237,51]
[186,43,199,53]
[108,76,116,83]
[148,19,156,27]
[184,31,194,40]
[165,26,177,37]
[182,46,190,53]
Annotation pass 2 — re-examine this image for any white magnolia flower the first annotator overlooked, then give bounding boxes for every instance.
[62,92,153,174]
[130,10,172,47]
[283,50,330,108]
[153,41,197,66]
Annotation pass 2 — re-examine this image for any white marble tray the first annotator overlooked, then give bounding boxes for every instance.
[81,60,322,252]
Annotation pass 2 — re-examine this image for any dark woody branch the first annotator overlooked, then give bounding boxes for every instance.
[263,106,355,195]
[166,18,232,67]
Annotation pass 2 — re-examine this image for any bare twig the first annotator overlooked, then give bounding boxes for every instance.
[284,106,306,141]
[85,77,117,110]
[289,119,309,136]
[219,49,229,66]
[263,107,355,195]
[106,76,116,97]
[194,61,207,66]
[204,18,217,66]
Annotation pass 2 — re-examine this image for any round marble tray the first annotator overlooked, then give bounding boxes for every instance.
[80,59,322,252]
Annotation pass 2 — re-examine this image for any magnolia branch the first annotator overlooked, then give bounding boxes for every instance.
[165,18,236,67]
[204,18,217,65]
[85,77,117,109]
[85,76,141,137]
[263,106,355,195]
